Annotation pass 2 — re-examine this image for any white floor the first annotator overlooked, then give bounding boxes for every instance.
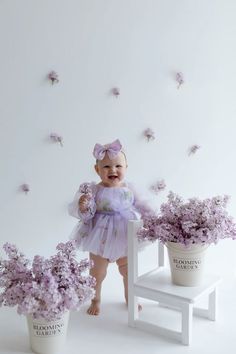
[0,260,236,354]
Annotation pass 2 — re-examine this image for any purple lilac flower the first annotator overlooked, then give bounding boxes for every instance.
[111,87,120,97]
[189,144,200,155]
[176,72,184,88]
[138,192,236,246]
[50,133,63,147]
[48,71,59,84]
[21,184,30,194]
[144,128,155,141]
[0,241,95,321]
[79,183,93,195]
[150,180,166,194]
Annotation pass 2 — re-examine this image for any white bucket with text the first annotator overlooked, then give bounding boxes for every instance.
[27,311,69,354]
[166,242,209,286]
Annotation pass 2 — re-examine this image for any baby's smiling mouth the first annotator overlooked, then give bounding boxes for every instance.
[108,175,118,180]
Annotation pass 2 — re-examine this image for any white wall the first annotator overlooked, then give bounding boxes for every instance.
[0,0,236,278]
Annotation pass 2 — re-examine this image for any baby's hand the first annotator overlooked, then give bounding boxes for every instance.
[79,194,92,213]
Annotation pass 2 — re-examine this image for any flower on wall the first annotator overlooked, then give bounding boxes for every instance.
[50,133,63,147]
[143,128,155,141]
[150,180,166,194]
[111,87,120,97]
[188,144,200,155]
[48,71,59,85]
[21,184,30,194]
[176,72,184,89]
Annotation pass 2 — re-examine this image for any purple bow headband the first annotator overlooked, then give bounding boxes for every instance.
[93,139,123,160]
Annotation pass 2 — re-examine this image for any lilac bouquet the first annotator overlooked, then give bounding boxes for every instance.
[0,241,96,321]
[138,192,236,246]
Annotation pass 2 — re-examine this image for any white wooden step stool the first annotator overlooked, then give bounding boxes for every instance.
[127,220,222,345]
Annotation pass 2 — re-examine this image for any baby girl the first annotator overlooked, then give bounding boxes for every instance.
[68,139,149,315]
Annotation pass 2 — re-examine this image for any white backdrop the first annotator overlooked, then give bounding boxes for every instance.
[0,0,236,280]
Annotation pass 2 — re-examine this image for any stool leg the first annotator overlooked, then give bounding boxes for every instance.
[181,303,193,345]
[128,221,139,326]
[208,288,217,321]
[128,294,138,326]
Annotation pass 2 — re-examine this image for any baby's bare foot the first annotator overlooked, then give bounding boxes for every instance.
[87,300,100,316]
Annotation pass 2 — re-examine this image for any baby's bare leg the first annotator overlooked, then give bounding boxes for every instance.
[116,257,128,304]
[116,256,142,311]
[87,253,109,315]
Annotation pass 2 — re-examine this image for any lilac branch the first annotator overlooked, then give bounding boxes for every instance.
[176,72,184,89]
[189,144,200,155]
[150,180,166,195]
[111,87,120,98]
[144,128,155,142]
[48,71,59,85]
[0,241,96,321]
[50,133,63,147]
[138,192,236,246]
[21,184,30,194]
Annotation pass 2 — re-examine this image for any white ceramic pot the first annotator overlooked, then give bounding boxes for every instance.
[166,242,209,286]
[27,311,69,354]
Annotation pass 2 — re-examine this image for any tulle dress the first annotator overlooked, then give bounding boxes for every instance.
[68,182,141,262]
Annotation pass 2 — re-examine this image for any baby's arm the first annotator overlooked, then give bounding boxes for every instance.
[129,183,155,220]
[128,183,156,249]
[79,194,92,213]
[68,182,97,221]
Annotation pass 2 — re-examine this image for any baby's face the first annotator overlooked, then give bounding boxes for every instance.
[95,152,127,187]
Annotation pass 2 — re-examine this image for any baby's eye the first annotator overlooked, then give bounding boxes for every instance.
[116,165,122,168]
[103,165,110,168]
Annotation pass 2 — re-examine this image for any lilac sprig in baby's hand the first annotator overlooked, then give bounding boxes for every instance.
[78,183,94,213]
[79,183,93,195]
